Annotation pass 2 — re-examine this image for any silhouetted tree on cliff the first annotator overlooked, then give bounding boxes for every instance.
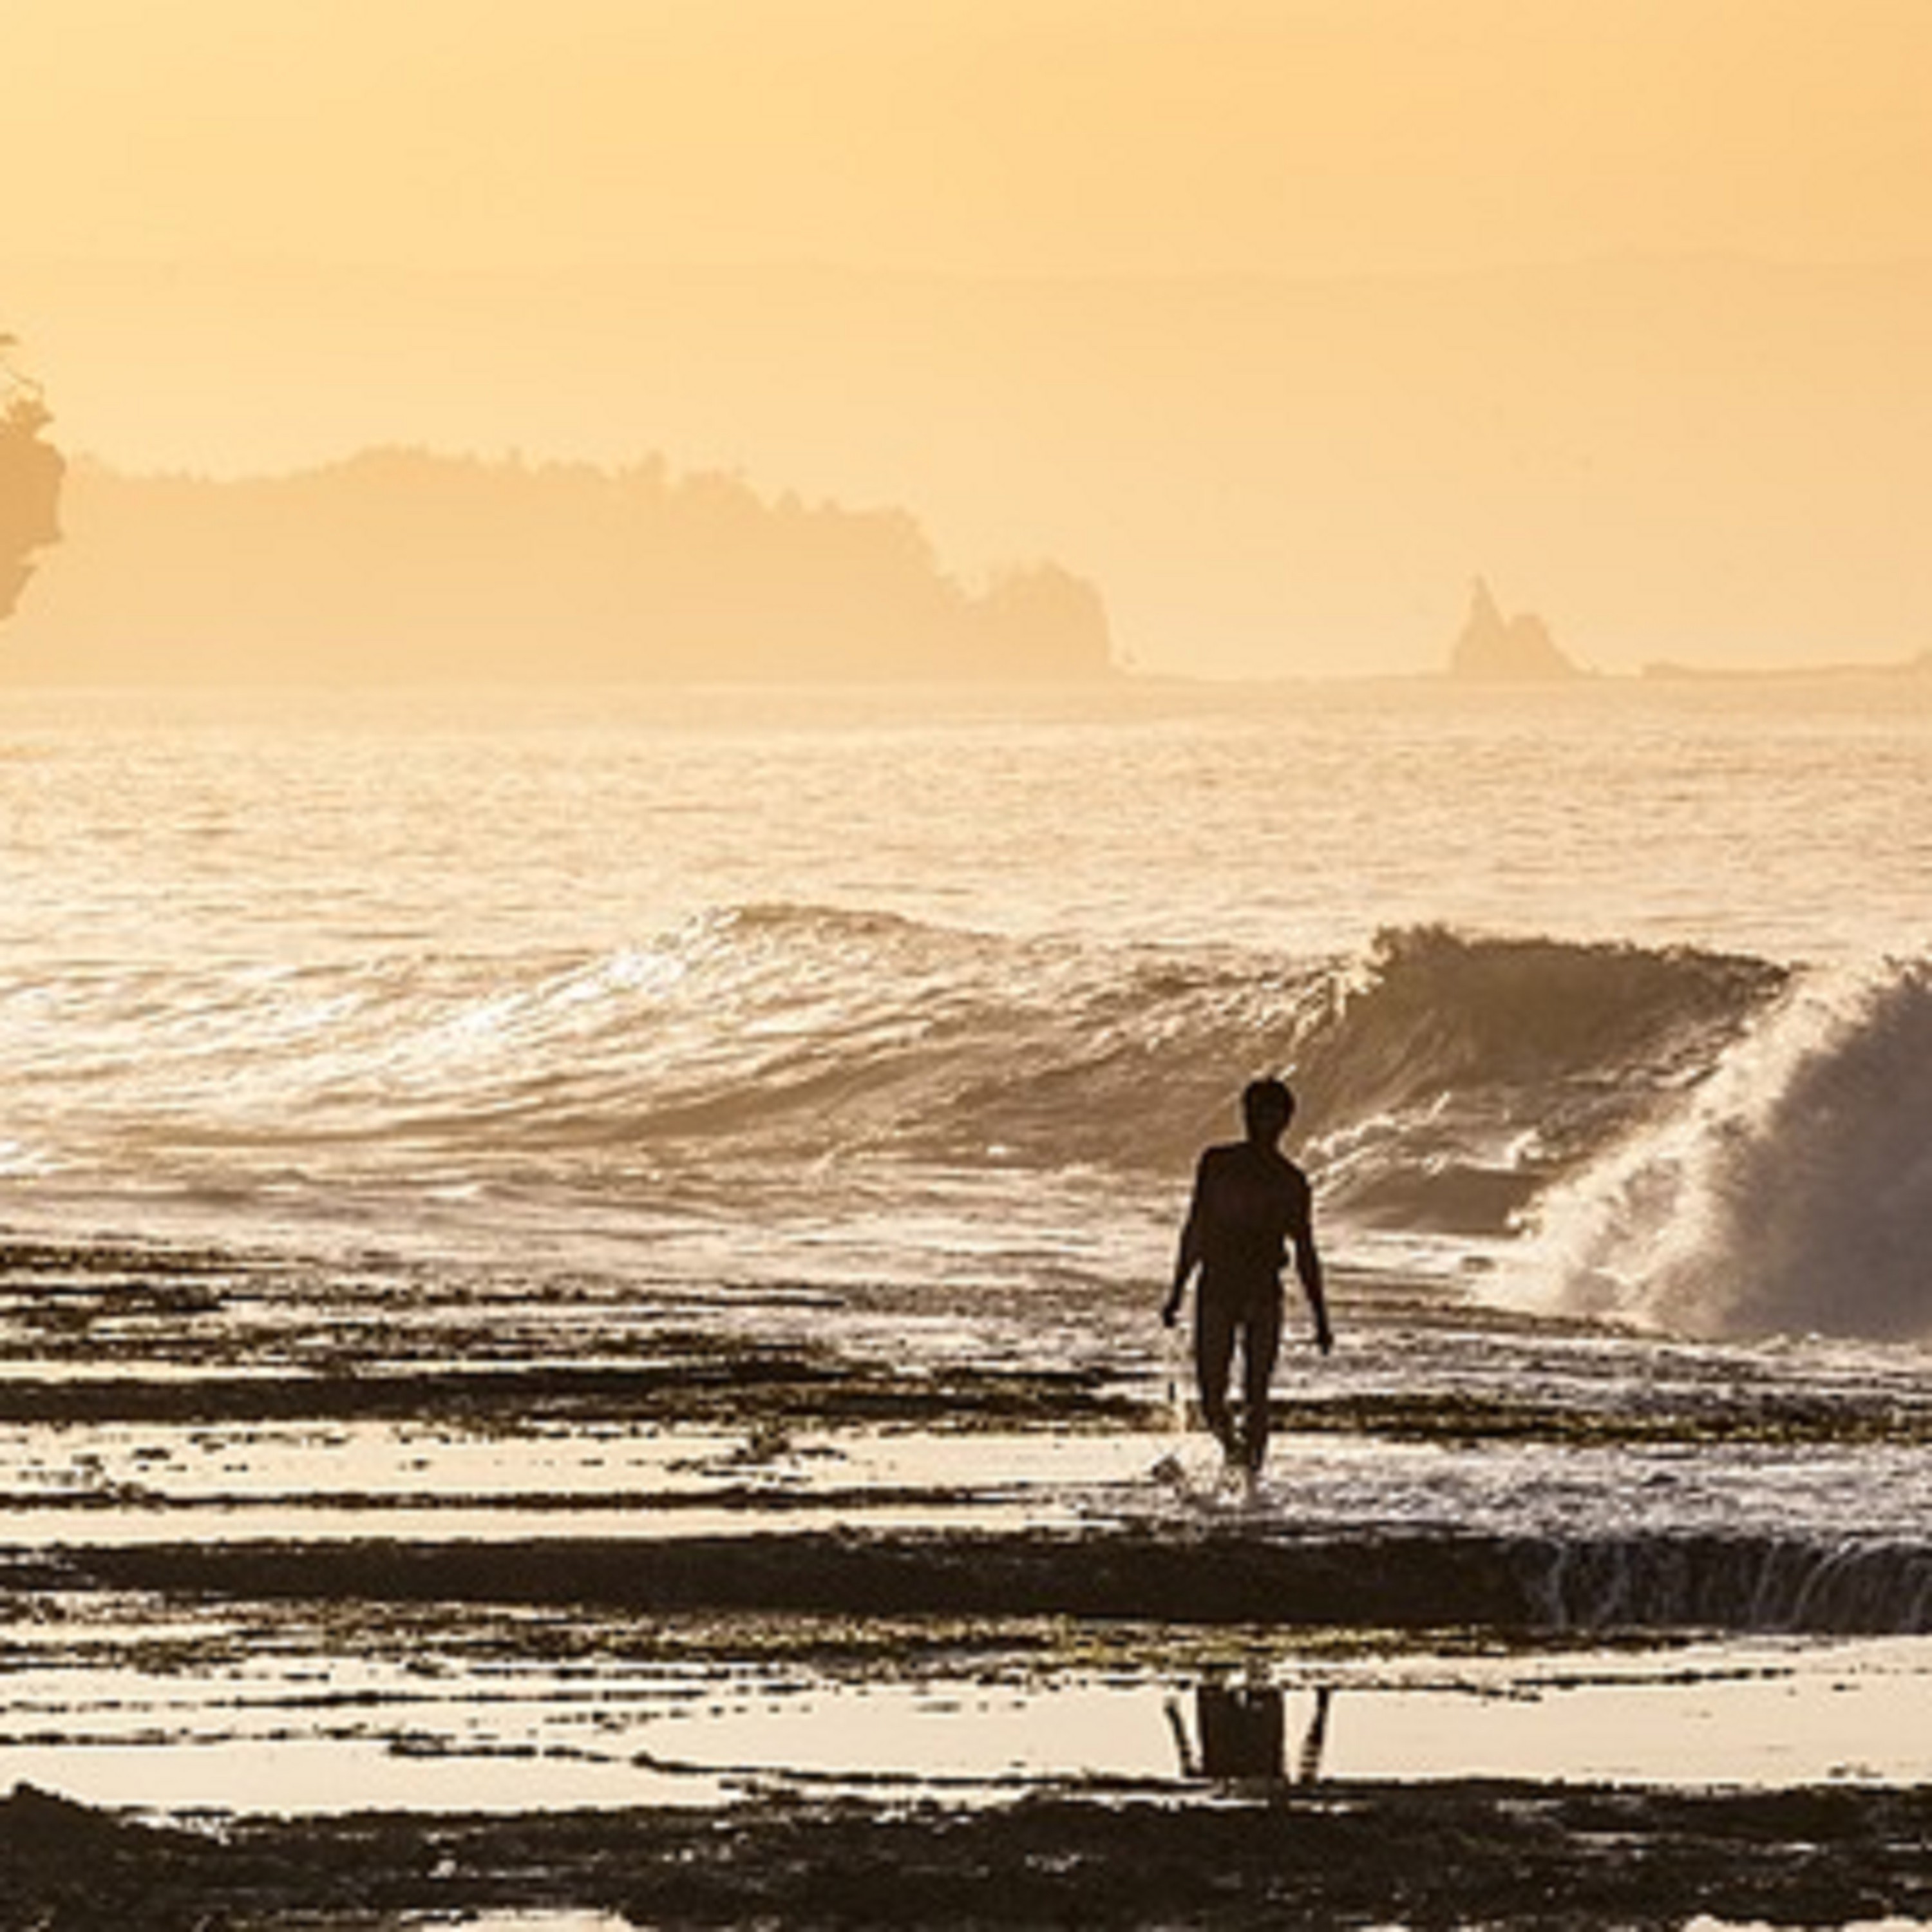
[0,339,64,626]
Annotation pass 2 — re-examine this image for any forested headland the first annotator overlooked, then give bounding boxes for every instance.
[1,449,1115,683]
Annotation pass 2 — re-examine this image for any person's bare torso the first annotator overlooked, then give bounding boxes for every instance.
[1193,1141,1310,1298]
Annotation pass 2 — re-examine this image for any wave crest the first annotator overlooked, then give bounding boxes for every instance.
[31,902,1929,1345]
[1287,926,1785,1228]
[1498,959,1932,1341]
[428,919,1785,1208]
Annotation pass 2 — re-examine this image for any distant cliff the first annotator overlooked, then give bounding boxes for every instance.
[1,450,1115,684]
[1448,579,1580,681]
[0,350,64,625]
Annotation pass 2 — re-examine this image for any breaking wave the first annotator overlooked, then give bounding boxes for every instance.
[10,906,1931,1339]
[1497,958,1932,1341]
[5,909,1779,1183]
[1282,925,1784,1229]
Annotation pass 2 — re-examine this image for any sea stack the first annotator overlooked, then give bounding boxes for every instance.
[1449,578,1578,681]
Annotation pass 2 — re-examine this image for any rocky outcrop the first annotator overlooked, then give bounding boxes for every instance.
[1449,578,1578,681]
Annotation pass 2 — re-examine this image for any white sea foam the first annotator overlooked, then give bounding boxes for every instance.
[1496,960,1932,1340]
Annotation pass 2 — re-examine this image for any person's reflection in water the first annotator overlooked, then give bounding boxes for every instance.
[1166,1675,1332,1786]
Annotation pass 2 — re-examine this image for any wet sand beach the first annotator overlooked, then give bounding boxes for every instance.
[5,1235,1932,1927]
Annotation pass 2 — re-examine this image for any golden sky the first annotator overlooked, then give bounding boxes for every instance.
[6,2,1932,674]
[8,0,1932,276]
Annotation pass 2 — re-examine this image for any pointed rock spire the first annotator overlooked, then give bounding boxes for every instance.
[1449,578,1578,679]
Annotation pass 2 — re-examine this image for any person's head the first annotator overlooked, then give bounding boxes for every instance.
[1240,1076,1296,1144]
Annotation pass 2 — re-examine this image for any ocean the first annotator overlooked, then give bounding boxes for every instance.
[6,677,1929,1307]
[5,676,1932,1886]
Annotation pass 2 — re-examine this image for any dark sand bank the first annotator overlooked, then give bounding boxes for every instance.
[15,1524,1932,1635]
[5,1777,1931,1931]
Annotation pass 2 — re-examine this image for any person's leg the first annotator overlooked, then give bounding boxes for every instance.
[1238,1294,1283,1472]
[1193,1293,1238,1460]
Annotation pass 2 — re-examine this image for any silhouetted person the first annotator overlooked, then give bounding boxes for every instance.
[1162,1077,1331,1482]
[1166,1679,1332,1784]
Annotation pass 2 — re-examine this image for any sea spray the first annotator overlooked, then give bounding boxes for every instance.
[1290,925,1784,1231]
[1495,958,1932,1341]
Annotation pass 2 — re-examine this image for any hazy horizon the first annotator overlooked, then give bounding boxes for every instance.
[7,1,1932,677]
[9,251,1932,678]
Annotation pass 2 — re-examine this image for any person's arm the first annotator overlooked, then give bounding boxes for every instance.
[1291,1184,1332,1354]
[1162,1157,1207,1327]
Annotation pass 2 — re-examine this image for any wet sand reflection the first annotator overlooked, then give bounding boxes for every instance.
[1166,1677,1332,1785]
